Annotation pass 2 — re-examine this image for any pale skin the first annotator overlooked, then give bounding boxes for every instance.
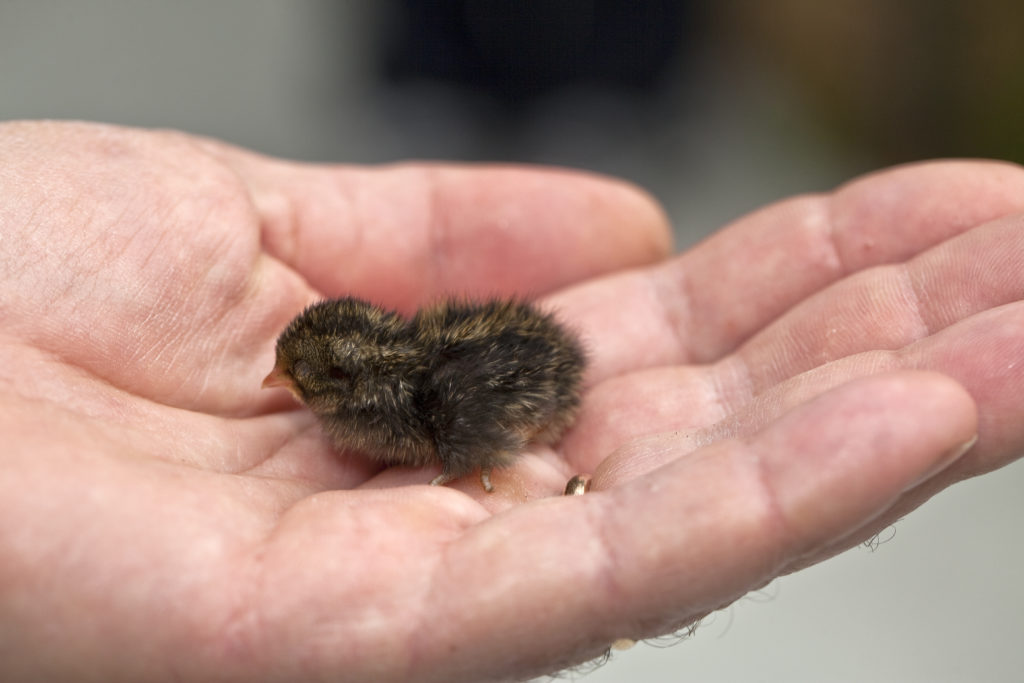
[1,120,1022,682]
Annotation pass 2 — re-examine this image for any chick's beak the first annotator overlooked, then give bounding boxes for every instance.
[262,360,301,403]
[262,362,298,398]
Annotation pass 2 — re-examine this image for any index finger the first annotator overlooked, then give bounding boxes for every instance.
[203,142,673,311]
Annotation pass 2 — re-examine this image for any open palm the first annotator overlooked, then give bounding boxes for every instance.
[2,122,1022,682]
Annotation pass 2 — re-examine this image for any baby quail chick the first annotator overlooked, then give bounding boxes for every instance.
[263,297,585,492]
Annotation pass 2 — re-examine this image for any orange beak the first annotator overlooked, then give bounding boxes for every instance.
[262,362,301,400]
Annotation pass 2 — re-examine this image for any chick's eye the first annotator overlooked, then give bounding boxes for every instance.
[328,367,349,382]
[292,360,313,381]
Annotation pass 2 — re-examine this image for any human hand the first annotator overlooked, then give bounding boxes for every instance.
[1,121,1022,682]
[0,120,669,682]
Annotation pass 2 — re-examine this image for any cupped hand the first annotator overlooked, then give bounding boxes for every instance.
[2,121,1022,682]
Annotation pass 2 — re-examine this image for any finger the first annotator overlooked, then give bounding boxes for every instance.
[741,303,1018,570]
[419,372,976,676]
[203,142,672,311]
[562,212,1024,467]
[564,301,1024,478]
[736,212,1024,392]
[549,160,1024,382]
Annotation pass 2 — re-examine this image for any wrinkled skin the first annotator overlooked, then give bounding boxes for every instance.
[1,121,1022,682]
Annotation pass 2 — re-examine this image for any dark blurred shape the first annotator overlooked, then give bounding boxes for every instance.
[380,1,691,105]
[722,0,1024,165]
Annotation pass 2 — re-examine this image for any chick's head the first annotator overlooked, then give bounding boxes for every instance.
[263,298,418,417]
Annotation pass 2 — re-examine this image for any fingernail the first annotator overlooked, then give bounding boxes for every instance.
[903,434,977,492]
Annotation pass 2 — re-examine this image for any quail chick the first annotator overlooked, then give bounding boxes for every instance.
[263,297,585,492]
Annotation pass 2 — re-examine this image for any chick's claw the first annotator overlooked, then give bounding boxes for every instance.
[428,468,495,493]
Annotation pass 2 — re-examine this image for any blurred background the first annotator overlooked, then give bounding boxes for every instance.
[2,1,1022,680]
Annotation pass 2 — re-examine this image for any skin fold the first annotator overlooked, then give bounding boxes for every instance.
[0,121,1022,682]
